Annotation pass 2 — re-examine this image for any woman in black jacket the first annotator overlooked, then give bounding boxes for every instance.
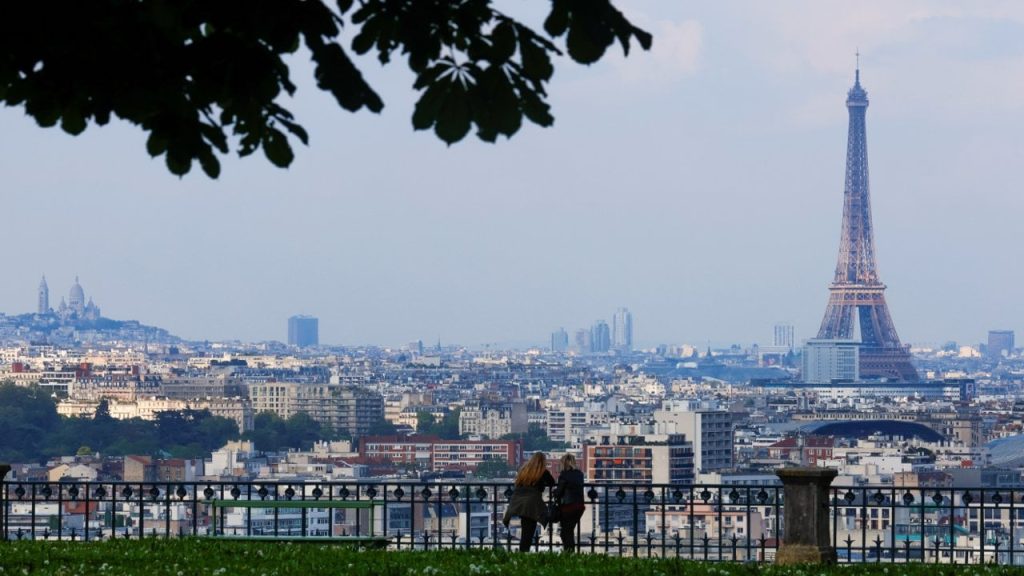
[553,453,586,553]
[503,452,556,551]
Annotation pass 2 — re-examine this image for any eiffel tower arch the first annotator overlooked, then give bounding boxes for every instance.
[815,68,918,382]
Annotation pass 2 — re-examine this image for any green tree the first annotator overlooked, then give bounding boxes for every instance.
[419,408,461,439]
[194,412,240,451]
[242,411,335,451]
[0,384,239,461]
[366,416,398,436]
[283,412,325,450]
[416,410,437,433]
[0,1,650,177]
[502,423,566,452]
[87,399,119,451]
[474,457,511,479]
[0,383,60,462]
[244,412,289,451]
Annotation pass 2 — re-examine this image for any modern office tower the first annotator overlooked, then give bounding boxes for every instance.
[802,339,860,384]
[988,330,1015,359]
[287,315,319,347]
[773,323,794,349]
[38,275,49,314]
[550,327,569,353]
[814,66,918,381]
[591,320,611,353]
[612,307,633,351]
[574,329,591,354]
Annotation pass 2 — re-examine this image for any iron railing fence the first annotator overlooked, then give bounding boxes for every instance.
[7,479,1024,564]
[829,485,1024,565]
[1,480,781,559]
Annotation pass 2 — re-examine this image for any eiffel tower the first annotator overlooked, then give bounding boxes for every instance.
[815,65,919,381]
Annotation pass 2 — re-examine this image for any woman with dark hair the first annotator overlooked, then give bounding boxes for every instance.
[502,452,555,551]
[553,453,586,553]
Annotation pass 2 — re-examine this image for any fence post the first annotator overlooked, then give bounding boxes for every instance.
[0,463,10,540]
[775,467,837,565]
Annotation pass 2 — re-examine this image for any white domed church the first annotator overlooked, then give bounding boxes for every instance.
[54,276,102,321]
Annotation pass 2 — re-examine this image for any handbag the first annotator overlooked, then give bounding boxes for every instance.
[545,499,562,525]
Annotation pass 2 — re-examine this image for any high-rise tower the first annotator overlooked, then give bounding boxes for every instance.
[38,275,49,314]
[288,315,319,347]
[815,66,918,381]
[612,307,633,351]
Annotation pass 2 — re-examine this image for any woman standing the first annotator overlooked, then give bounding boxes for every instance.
[503,452,555,551]
[553,453,586,553]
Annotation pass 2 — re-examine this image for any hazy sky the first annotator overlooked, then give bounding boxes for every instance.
[2,1,1023,349]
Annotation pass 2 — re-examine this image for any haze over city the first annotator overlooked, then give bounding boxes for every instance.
[3,1,1023,348]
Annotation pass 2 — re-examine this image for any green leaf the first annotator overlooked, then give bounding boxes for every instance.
[434,81,471,145]
[276,118,309,146]
[483,68,520,137]
[60,108,87,135]
[567,20,608,64]
[94,108,111,126]
[197,149,221,179]
[633,26,653,50]
[31,102,60,128]
[468,82,496,143]
[146,132,168,157]
[491,21,516,64]
[518,87,554,128]
[351,27,377,55]
[309,43,384,113]
[412,80,447,131]
[262,127,294,167]
[199,123,229,153]
[165,150,192,177]
[544,0,570,37]
[519,36,554,82]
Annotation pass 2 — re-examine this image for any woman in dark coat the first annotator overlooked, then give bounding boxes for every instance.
[553,453,586,553]
[503,452,555,551]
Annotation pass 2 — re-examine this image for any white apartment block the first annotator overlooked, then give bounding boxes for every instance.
[56,397,254,432]
[654,400,734,473]
[249,381,383,436]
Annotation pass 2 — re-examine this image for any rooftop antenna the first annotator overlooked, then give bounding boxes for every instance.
[855,48,860,83]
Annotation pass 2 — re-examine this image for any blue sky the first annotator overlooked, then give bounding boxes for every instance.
[1,1,1022,349]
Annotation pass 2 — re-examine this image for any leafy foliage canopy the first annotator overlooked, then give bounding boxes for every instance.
[0,1,650,177]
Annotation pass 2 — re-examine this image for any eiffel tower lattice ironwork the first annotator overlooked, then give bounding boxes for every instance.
[816,67,918,381]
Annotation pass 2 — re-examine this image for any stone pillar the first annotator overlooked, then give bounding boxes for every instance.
[0,463,9,540]
[775,467,837,564]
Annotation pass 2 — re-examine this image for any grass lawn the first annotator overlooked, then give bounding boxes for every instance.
[0,540,1020,576]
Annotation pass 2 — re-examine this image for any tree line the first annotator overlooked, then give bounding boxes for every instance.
[0,383,391,463]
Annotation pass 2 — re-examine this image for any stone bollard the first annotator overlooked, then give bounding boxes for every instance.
[0,463,9,540]
[775,467,837,565]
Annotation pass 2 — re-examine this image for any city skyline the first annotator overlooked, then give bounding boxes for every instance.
[2,2,1023,347]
